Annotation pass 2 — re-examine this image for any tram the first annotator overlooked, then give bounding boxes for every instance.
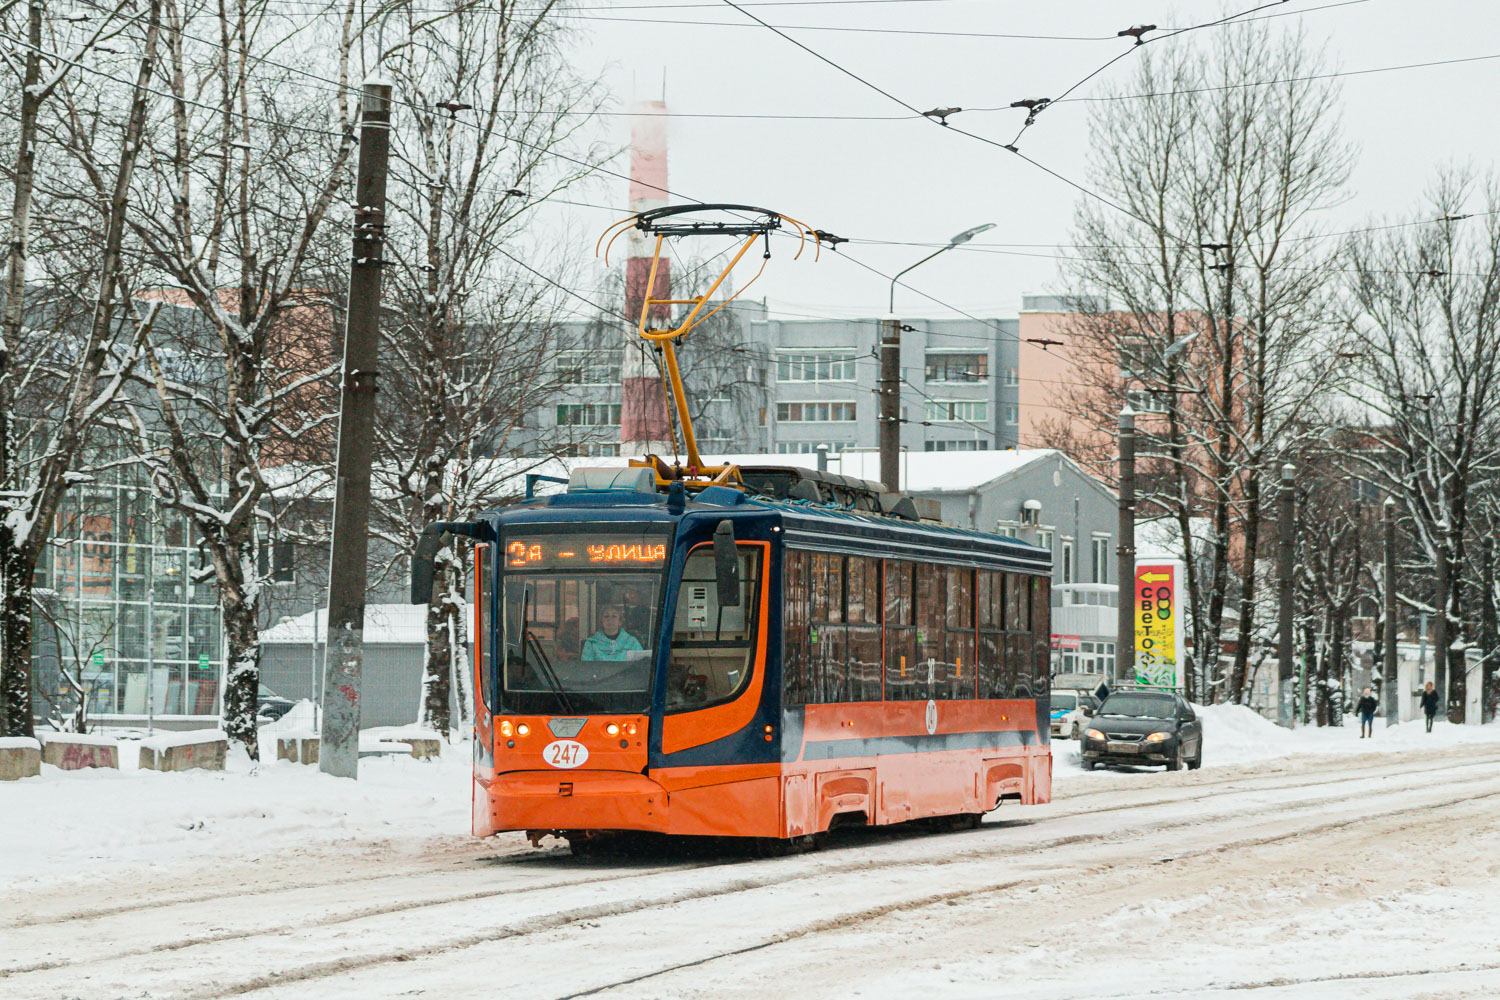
[411,206,1052,850]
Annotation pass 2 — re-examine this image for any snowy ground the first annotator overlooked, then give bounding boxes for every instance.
[4,711,1500,999]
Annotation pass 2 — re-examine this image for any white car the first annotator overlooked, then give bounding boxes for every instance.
[1048,690,1096,740]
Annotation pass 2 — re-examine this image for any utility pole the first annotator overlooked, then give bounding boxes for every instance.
[1116,409,1135,688]
[879,315,901,493]
[320,79,392,778]
[1433,522,1451,723]
[1277,463,1296,727]
[1384,497,1399,727]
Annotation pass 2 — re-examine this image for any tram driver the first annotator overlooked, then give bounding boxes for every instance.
[581,606,644,662]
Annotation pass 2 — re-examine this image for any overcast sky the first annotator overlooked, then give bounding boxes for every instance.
[529,0,1500,323]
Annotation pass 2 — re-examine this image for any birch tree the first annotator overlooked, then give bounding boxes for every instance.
[121,1,358,757]
[0,0,162,736]
[358,0,607,737]
[1343,171,1500,722]
[1040,23,1352,703]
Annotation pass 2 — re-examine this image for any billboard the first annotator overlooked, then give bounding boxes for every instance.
[1134,562,1186,689]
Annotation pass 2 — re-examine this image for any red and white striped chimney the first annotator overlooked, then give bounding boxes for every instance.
[620,100,674,454]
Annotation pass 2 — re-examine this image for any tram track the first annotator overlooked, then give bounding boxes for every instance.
[553,786,1500,1000]
[12,742,1492,938]
[7,748,1495,999]
[10,741,1488,939]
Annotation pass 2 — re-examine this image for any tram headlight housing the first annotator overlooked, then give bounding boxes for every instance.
[605,723,620,736]
[516,723,530,737]
[498,720,513,737]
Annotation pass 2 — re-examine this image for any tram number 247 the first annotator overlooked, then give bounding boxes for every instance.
[543,740,590,769]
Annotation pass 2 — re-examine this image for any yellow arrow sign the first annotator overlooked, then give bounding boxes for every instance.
[1139,571,1171,583]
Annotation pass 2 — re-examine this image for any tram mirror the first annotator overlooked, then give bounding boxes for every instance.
[712,520,741,608]
[411,524,447,604]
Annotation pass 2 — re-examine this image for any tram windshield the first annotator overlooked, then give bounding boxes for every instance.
[499,530,666,713]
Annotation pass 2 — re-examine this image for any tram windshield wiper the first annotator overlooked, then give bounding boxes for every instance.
[516,587,574,714]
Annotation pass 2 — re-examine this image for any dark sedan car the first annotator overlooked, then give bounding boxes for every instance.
[1081,690,1202,771]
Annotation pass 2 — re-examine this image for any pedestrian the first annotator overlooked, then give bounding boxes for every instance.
[1420,681,1440,733]
[1356,687,1378,738]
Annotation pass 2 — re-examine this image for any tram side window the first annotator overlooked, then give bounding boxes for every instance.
[978,570,1006,698]
[811,552,844,624]
[1031,575,1052,695]
[1005,572,1030,632]
[884,560,918,700]
[666,545,763,713]
[783,550,810,706]
[944,566,976,699]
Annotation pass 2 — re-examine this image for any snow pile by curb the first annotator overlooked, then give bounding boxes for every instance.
[138,728,228,751]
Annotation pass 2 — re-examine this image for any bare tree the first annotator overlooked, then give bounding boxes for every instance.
[120,0,358,758]
[362,0,608,737]
[0,0,162,736]
[1042,23,1353,703]
[1343,170,1500,722]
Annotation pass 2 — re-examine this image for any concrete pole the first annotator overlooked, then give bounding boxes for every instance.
[1384,498,1399,727]
[879,316,902,493]
[1433,522,1451,722]
[1277,463,1296,727]
[1116,410,1135,688]
[319,79,392,778]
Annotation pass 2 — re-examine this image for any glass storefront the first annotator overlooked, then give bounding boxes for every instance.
[32,459,223,719]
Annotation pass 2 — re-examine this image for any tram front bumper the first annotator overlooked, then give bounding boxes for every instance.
[486,769,671,835]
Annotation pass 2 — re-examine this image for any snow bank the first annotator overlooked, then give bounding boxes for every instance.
[138,728,228,751]
[0,736,470,885]
[0,736,40,750]
[1056,699,1500,777]
[38,730,119,746]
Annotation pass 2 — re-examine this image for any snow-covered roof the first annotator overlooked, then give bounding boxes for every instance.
[517,449,1101,497]
[261,604,429,646]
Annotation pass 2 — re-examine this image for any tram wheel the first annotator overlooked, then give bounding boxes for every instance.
[750,834,818,858]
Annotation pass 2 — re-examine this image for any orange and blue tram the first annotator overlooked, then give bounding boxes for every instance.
[416,470,1053,851]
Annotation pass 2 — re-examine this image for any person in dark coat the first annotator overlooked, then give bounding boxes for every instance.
[1420,681,1441,732]
[1356,688,1378,738]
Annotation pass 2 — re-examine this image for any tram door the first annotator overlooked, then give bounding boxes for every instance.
[659,542,767,755]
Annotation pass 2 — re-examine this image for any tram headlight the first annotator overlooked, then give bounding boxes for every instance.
[605,723,620,736]
[626,723,638,735]
[498,720,514,737]
[516,723,530,737]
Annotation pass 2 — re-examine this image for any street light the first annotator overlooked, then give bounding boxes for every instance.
[880,223,995,493]
[888,223,995,313]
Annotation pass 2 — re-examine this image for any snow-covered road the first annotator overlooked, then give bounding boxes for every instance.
[6,738,1500,999]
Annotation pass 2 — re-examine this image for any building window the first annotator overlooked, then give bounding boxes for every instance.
[1092,535,1110,584]
[1036,529,1054,552]
[259,540,294,584]
[775,441,851,455]
[560,441,621,457]
[1125,388,1170,414]
[776,401,857,422]
[1003,404,1019,425]
[995,522,1018,538]
[925,352,988,383]
[924,400,988,423]
[1002,366,1019,386]
[776,349,856,383]
[556,349,622,386]
[556,403,621,426]
[1061,539,1074,584]
[925,439,983,452]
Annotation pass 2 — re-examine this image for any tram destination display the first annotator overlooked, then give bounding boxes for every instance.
[505,535,668,569]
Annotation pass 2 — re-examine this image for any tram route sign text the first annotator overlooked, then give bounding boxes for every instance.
[1134,563,1185,690]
